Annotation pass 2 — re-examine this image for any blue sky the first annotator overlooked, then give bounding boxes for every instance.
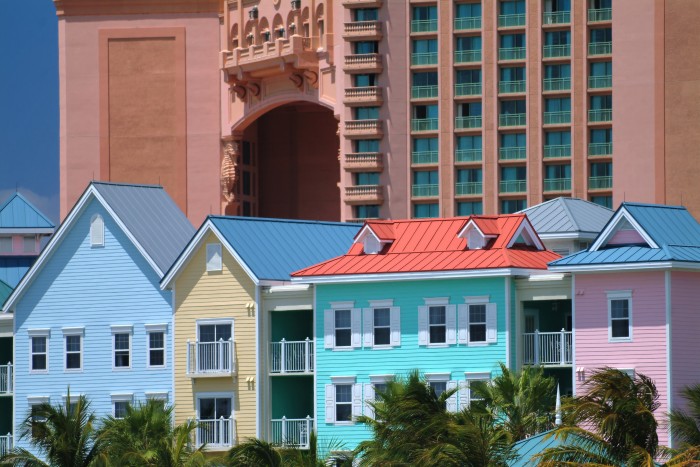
[0,0,59,222]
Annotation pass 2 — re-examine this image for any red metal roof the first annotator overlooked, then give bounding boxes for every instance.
[293,215,560,277]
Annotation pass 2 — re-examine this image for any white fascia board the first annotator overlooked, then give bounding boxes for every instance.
[537,232,582,240]
[548,261,676,273]
[507,220,545,250]
[0,228,55,234]
[291,268,535,284]
[266,284,310,293]
[355,224,382,244]
[590,208,659,252]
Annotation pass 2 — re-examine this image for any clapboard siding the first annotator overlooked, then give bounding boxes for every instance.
[14,199,172,453]
[315,277,509,452]
[173,231,257,442]
[573,271,669,445]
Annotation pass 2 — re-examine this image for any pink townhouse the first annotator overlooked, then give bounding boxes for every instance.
[549,202,700,447]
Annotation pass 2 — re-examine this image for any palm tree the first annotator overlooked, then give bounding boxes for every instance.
[536,367,664,466]
[226,438,282,467]
[670,384,700,450]
[226,432,351,467]
[470,362,557,442]
[98,400,208,467]
[1,390,106,467]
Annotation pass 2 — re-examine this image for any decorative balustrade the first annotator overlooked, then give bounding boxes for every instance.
[0,434,11,458]
[270,339,314,374]
[226,36,314,69]
[196,417,235,448]
[345,185,384,203]
[344,53,382,71]
[522,330,572,365]
[0,363,12,394]
[343,21,382,38]
[186,340,234,376]
[344,86,382,103]
[270,417,314,449]
[344,119,383,135]
[344,152,383,170]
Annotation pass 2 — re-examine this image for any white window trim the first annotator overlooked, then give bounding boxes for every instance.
[368,299,393,308]
[195,392,234,419]
[427,304,451,348]
[205,243,223,272]
[326,304,360,351]
[330,375,357,384]
[63,328,84,372]
[617,367,636,378]
[462,372,491,408]
[463,295,489,304]
[112,328,133,371]
[144,323,168,333]
[327,377,359,425]
[425,372,451,382]
[28,329,50,374]
[27,395,50,405]
[146,326,167,369]
[145,391,169,402]
[330,301,355,309]
[110,393,134,418]
[607,290,633,342]
[424,297,449,306]
[366,305,394,349]
[196,319,234,341]
[467,303,488,346]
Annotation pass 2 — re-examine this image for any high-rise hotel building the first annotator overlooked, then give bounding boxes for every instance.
[55,0,700,225]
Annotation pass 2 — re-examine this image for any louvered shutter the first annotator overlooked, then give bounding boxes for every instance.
[486,303,498,343]
[390,307,401,347]
[90,215,104,246]
[324,310,334,349]
[446,304,457,345]
[457,304,468,344]
[363,308,373,347]
[418,306,428,346]
[458,381,470,410]
[206,244,222,271]
[352,384,363,420]
[446,380,458,413]
[351,308,362,348]
[325,384,335,423]
[364,383,375,418]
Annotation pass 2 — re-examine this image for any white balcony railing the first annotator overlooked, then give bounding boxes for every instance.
[0,434,12,457]
[522,329,572,366]
[186,340,235,376]
[0,363,12,394]
[270,339,314,374]
[271,417,314,449]
[196,417,235,448]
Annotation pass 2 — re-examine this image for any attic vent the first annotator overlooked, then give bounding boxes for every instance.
[206,243,223,271]
[468,228,486,250]
[363,235,383,255]
[90,214,104,247]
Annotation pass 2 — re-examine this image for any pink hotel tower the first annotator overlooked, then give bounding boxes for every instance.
[55,0,700,225]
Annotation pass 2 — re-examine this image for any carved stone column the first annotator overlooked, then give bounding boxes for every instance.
[221,135,243,215]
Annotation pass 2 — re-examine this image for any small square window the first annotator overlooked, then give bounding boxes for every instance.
[114,401,129,419]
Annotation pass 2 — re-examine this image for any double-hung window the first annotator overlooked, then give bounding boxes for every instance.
[335,310,352,347]
[111,394,133,419]
[146,324,167,368]
[29,329,49,372]
[468,305,487,343]
[335,385,353,422]
[459,372,491,410]
[363,374,393,418]
[429,306,446,344]
[325,376,361,424]
[458,297,497,345]
[426,373,458,412]
[324,303,361,350]
[111,325,133,370]
[373,308,390,345]
[362,300,400,348]
[28,396,50,438]
[63,327,84,371]
[608,291,632,341]
[419,299,457,346]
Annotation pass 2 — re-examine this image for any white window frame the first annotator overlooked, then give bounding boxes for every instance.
[324,301,361,350]
[459,296,497,345]
[111,325,133,371]
[90,214,104,247]
[62,327,84,372]
[28,329,50,374]
[27,396,50,431]
[206,243,223,272]
[607,290,632,342]
[428,305,448,346]
[364,374,393,418]
[363,299,400,349]
[425,373,458,412]
[460,372,491,410]
[145,323,167,369]
[467,303,487,344]
[111,393,134,419]
[326,376,361,425]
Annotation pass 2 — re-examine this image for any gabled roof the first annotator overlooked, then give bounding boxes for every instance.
[550,202,700,269]
[0,192,55,231]
[2,182,195,312]
[0,256,35,288]
[161,216,361,286]
[519,197,613,239]
[293,215,559,280]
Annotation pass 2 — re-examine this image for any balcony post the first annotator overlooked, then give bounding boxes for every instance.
[219,338,225,372]
[560,328,566,364]
[304,338,310,372]
[219,416,225,445]
[534,330,540,365]
[186,340,191,374]
[281,416,287,446]
[305,415,312,448]
[281,338,286,374]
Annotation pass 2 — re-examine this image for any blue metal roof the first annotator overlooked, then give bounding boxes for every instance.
[93,183,196,274]
[0,256,35,288]
[209,216,361,281]
[509,430,562,466]
[0,193,55,229]
[550,203,700,267]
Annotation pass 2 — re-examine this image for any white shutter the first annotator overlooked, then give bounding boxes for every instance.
[351,308,362,348]
[446,380,458,413]
[418,306,428,346]
[352,384,363,420]
[486,303,498,343]
[363,308,373,348]
[325,384,335,423]
[390,307,401,347]
[324,310,334,349]
[363,383,375,418]
[206,244,222,271]
[457,304,468,344]
[446,304,457,345]
[458,381,470,410]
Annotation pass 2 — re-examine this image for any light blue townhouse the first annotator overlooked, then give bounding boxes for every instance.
[292,215,560,452]
[1,182,194,454]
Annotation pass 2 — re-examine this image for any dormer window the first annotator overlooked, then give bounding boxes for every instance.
[457,220,496,250]
[90,214,104,247]
[354,224,394,255]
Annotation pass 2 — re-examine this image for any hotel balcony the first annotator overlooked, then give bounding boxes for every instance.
[589,41,612,56]
[186,340,235,377]
[543,77,571,92]
[195,417,235,449]
[588,142,613,157]
[455,148,482,163]
[224,36,316,77]
[343,21,382,40]
[411,52,438,67]
[499,147,526,161]
[543,111,571,125]
[344,119,382,138]
[544,178,572,193]
[454,16,481,31]
[543,44,570,59]
[543,11,570,25]
[589,75,612,89]
[412,150,438,165]
[411,118,439,132]
[499,47,526,61]
[500,180,527,194]
[522,330,572,366]
[411,19,438,33]
[588,109,612,123]
[0,434,12,458]
[0,362,12,395]
[499,113,526,127]
[270,339,314,374]
[344,86,383,105]
[455,182,483,196]
[344,152,383,171]
[271,417,314,449]
[499,80,526,94]
[588,8,612,23]
[544,144,571,159]
[454,83,482,97]
[454,50,482,64]
[498,13,525,28]
[589,176,612,190]
[412,85,439,100]
[412,184,439,198]
[342,0,382,6]
[344,53,383,73]
[455,116,482,130]
[345,185,384,204]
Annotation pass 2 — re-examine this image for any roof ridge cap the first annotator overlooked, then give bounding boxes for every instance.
[208,215,359,227]
[557,198,580,231]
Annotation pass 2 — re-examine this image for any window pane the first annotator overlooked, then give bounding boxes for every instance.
[150,349,164,367]
[114,401,129,419]
[32,355,47,371]
[32,336,46,353]
[611,299,629,318]
[66,336,80,352]
[429,306,446,324]
[115,334,129,350]
[374,308,390,326]
[336,403,352,422]
[612,319,629,338]
[150,332,164,349]
[470,324,487,342]
[374,328,390,346]
[335,309,351,328]
[429,381,447,396]
[469,304,486,323]
[336,329,351,347]
[66,353,81,369]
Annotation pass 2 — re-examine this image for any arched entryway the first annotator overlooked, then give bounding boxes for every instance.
[233,101,340,221]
